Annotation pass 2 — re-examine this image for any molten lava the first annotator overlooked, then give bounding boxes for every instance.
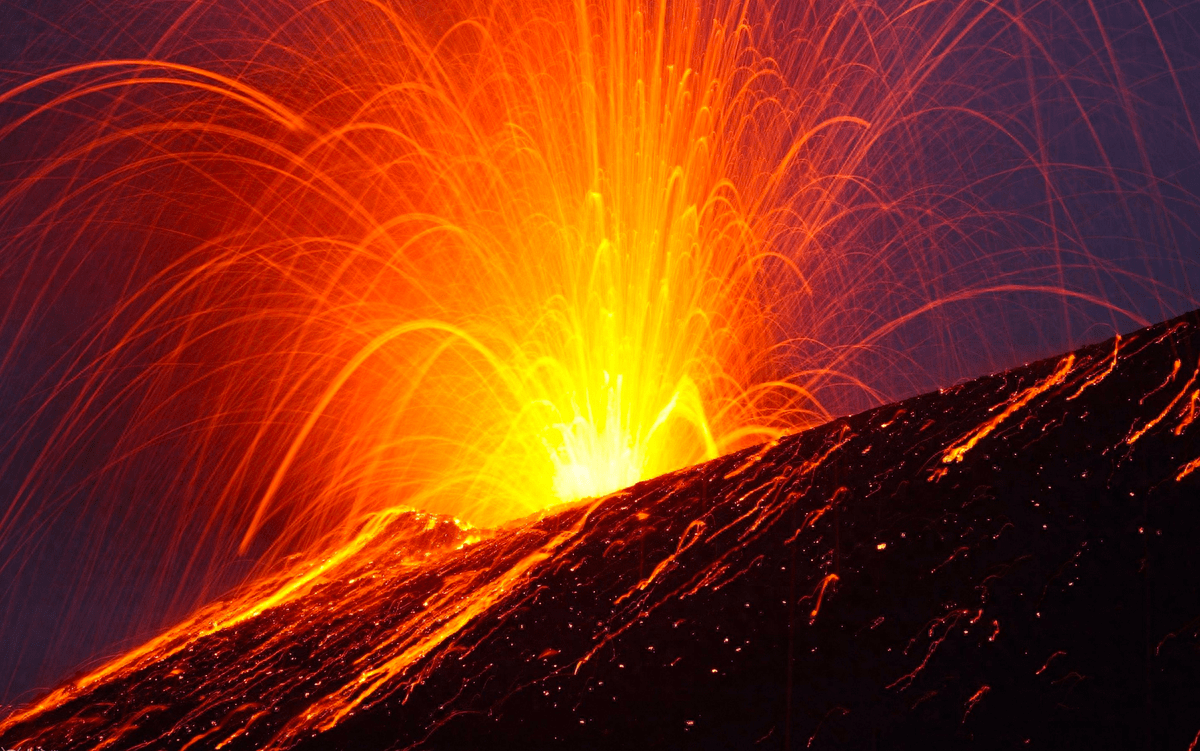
[1,306,1197,750]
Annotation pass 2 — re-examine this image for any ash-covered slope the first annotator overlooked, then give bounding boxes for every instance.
[4,312,1200,750]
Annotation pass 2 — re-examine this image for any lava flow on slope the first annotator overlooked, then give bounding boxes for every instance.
[3,311,1199,749]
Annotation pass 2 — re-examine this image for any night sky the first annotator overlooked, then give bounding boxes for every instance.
[1,0,1199,710]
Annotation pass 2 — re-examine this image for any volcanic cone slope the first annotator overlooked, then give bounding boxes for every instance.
[3,311,1200,750]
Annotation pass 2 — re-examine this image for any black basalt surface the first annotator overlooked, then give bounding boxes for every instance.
[3,310,1200,750]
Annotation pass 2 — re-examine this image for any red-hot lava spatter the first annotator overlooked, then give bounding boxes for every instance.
[2,310,1198,750]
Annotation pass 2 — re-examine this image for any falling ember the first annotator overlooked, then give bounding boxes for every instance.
[942,355,1075,464]
[1174,390,1199,436]
[1126,359,1200,446]
[1067,335,1119,401]
[807,573,840,622]
[962,685,990,722]
[1176,456,1200,482]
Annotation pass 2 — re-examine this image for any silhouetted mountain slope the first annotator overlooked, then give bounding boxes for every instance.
[3,311,1199,750]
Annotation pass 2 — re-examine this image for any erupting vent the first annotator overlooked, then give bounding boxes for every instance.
[3,310,1199,749]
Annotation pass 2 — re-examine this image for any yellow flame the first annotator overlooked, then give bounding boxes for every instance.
[259,0,831,524]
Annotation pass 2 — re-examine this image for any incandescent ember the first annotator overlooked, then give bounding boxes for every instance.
[3,310,1200,749]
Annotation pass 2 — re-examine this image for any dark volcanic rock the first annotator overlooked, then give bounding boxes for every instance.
[3,311,1200,750]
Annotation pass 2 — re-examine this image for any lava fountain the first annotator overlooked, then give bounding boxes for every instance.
[0,0,1195,717]
[2,0,869,543]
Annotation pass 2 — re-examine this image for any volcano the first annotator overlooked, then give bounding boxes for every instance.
[3,310,1200,750]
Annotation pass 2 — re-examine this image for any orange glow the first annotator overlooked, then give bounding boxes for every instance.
[1,0,1194,734]
[223,0,830,536]
[4,0,1010,605]
[2,0,1177,583]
